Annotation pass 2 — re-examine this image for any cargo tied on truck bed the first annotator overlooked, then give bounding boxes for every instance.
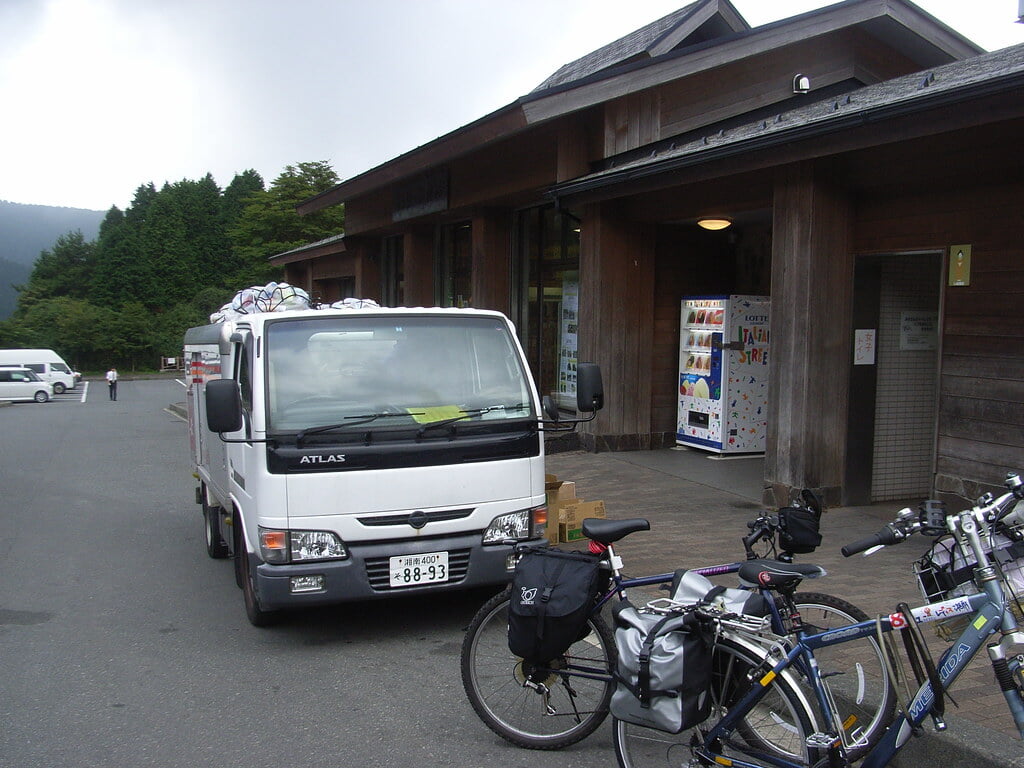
[184,292,603,626]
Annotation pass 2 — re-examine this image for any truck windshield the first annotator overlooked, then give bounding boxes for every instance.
[265,315,535,432]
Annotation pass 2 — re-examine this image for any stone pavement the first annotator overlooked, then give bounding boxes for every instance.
[546,447,1023,766]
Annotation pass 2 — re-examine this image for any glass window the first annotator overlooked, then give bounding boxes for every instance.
[437,222,472,307]
[264,315,534,432]
[512,206,581,408]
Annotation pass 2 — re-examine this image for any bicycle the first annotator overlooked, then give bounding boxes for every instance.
[612,472,1024,768]
[459,494,895,754]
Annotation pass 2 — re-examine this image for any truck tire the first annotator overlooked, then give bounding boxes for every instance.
[241,548,279,627]
[53,382,66,395]
[202,489,229,559]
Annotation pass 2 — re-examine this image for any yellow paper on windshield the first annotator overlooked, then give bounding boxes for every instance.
[409,405,466,424]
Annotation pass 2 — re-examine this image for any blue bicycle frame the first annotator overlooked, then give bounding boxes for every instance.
[693,582,1024,768]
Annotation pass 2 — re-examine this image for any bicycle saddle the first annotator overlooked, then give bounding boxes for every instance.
[737,559,826,590]
[581,517,650,544]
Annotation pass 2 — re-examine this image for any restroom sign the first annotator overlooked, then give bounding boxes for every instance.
[948,245,971,286]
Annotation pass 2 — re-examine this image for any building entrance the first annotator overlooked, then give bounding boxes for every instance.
[846,252,943,503]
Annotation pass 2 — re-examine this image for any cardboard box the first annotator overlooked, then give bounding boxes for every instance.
[557,500,606,543]
[544,473,578,543]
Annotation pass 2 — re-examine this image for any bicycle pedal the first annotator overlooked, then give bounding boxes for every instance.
[805,732,838,749]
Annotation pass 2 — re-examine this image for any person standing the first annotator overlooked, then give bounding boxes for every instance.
[105,367,118,401]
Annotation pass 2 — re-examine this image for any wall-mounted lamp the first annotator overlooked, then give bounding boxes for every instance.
[793,74,810,94]
[697,218,732,231]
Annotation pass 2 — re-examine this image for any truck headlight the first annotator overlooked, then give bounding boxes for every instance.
[290,530,347,562]
[483,509,535,544]
[259,527,347,563]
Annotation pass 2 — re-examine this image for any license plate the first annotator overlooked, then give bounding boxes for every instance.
[389,551,449,587]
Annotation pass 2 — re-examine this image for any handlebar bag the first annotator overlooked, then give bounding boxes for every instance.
[778,506,822,554]
[507,547,604,664]
[669,569,768,617]
[611,603,712,733]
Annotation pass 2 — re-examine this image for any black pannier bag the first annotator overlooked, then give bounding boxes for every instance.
[610,603,713,733]
[507,547,605,664]
[778,504,822,555]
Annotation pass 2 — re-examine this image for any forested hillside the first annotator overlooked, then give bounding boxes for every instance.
[0,161,345,371]
[0,201,106,319]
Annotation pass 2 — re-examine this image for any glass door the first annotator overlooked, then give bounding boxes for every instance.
[512,206,580,408]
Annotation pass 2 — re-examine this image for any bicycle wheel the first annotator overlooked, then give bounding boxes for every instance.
[613,635,821,768]
[792,592,896,759]
[460,587,616,749]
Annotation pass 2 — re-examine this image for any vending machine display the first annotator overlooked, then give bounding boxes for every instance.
[677,295,770,453]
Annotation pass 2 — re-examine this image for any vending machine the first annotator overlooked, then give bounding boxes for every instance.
[677,295,770,453]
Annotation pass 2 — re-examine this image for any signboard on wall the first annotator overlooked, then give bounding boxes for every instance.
[900,311,938,351]
[948,244,971,286]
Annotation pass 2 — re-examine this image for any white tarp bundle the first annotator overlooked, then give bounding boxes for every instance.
[209,283,381,323]
[210,282,311,323]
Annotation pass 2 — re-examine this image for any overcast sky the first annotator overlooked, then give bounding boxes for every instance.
[1,0,1021,212]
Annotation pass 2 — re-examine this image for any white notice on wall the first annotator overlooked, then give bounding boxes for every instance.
[900,311,938,351]
[854,329,876,365]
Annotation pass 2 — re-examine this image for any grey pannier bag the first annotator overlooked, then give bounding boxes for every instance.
[669,568,769,617]
[610,602,712,733]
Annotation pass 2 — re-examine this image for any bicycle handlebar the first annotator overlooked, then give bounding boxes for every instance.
[841,524,904,557]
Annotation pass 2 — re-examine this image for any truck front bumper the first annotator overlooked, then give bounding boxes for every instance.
[252,532,538,609]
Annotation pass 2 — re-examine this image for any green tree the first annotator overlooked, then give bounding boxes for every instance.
[228,160,345,286]
[14,231,95,309]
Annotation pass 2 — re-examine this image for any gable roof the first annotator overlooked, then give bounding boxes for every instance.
[548,42,1024,200]
[532,1,748,93]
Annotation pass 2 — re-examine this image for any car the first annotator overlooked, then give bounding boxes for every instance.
[0,367,53,403]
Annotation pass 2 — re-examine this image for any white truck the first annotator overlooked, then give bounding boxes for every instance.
[0,348,79,394]
[184,305,602,625]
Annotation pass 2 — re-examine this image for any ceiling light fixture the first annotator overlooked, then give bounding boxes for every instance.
[697,218,732,231]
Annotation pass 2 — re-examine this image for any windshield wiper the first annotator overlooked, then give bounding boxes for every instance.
[297,411,424,446]
[416,403,530,437]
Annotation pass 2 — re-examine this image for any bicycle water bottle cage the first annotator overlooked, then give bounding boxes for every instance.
[918,500,947,536]
[737,560,826,591]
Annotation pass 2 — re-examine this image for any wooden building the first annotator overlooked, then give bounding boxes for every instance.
[276,0,1024,507]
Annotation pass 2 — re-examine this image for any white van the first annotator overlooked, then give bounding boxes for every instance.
[0,367,52,403]
[0,349,78,394]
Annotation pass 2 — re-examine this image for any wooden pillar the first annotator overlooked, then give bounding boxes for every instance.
[404,227,435,306]
[345,238,381,302]
[578,201,658,451]
[766,160,854,505]
[471,210,511,314]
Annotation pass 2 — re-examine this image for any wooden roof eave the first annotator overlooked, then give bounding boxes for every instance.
[548,67,1024,207]
[519,0,983,126]
[298,103,528,215]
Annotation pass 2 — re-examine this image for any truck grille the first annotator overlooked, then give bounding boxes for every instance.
[364,548,472,591]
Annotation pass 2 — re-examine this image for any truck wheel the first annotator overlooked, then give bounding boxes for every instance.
[53,382,66,394]
[203,492,229,559]
[241,547,278,627]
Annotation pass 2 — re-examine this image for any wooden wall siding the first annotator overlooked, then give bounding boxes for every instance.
[578,202,658,449]
[604,90,661,157]
[854,179,1024,500]
[309,252,356,281]
[470,211,511,314]
[766,160,854,506]
[557,111,602,183]
[403,228,435,307]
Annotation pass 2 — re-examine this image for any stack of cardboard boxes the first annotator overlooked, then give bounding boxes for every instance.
[544,474,606,544]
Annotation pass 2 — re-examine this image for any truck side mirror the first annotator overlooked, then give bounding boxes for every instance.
[206,379,243,433]
[576,363,604,413]
[542,395,560,422]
